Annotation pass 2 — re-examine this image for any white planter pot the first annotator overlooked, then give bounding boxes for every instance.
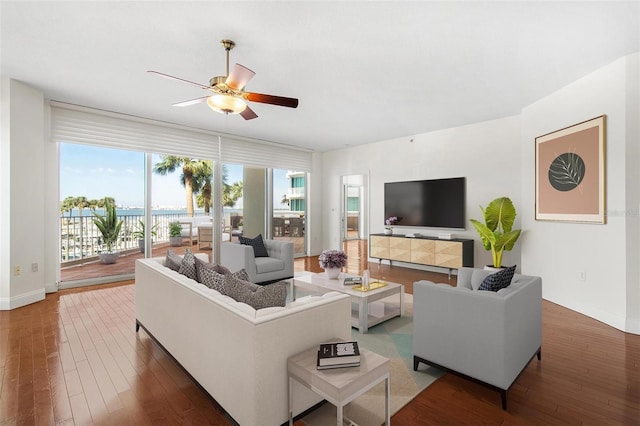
[99,252,120,264]
[384,228,393,235]
[324,267,341,279]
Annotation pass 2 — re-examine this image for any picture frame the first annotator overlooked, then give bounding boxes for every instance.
[535,115,606,224]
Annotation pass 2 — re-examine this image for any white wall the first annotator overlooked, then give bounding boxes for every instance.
[321,115,523,269]
[0,79,47,309]
[521,53,640,333]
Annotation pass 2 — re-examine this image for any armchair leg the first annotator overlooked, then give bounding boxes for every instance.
[537,347,542,360]
[501,390,508,410]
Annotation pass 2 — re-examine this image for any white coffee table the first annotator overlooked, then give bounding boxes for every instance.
[294,272,404,333]
[288,344,390,426]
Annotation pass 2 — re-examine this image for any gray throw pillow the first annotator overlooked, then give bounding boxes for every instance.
[178,249,198,281]
[199,265,227,293]
[478,265,516,292]
[231,268,250,282]
[195,257,231,282]
[239,234,269,257]
[224,275,287,310]
[165,250,182,271]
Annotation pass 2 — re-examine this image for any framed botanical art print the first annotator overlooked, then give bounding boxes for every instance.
[535,115,606,223]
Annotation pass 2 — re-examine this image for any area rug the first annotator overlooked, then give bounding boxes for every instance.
[299,294,443,425]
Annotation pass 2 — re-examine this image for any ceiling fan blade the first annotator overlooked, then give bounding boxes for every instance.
[226,64,255,91]
[147,70,210,89]
[172,96,209,107]
[240,105,258,120]
[244,92,299,108]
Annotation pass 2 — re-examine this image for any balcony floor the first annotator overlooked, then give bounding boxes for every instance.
[60,236,305,283]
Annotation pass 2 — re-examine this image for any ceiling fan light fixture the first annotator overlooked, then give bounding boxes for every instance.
[206,94,247,115]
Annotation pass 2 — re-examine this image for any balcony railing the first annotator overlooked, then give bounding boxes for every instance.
[60,212,208,264]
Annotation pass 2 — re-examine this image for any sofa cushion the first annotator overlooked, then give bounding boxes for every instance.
[165,250,182,271]
[254,257,286,274]
[478,265,516,292]
[178,249,198,281]
[239,234,269,257]
[224,275,287,310]
[470,269,493,290]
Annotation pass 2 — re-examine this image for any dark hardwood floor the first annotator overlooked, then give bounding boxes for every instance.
[1,240,638,425]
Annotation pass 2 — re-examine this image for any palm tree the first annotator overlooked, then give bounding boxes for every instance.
[193,160,213,214]
[153,156,199,216]
[59,196,101,260]
[224,181,243,207]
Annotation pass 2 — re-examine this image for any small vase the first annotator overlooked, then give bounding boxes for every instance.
[324,267,341,279]
[384,228,392,235]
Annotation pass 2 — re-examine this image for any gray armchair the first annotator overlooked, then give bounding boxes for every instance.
[412,267,542,409]
[221,239,294,284]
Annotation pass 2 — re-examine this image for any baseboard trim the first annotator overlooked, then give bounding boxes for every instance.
[0,287,46,310]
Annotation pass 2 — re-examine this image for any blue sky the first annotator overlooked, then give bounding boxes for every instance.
[60,143,290,209]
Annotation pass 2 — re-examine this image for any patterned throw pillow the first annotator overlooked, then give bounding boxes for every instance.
[239,234,269,257]
[199,266,227,293]
[478,265,516,292]
[165,250,182,271]
[231,268,250,282]
[195,257,231,282]
[178,249,198,281]
[224,275,287,310]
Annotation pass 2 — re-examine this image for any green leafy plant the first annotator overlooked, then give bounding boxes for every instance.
[470,197,521,268]
[169,221,183,237]
[132,220,158,240]
[92,199,123,252]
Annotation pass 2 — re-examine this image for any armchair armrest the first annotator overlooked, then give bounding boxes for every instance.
[221,243,256,276]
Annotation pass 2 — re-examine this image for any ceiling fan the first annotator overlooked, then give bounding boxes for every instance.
[148,39,298,120]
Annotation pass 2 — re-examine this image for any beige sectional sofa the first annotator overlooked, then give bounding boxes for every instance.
[135,255,352,425]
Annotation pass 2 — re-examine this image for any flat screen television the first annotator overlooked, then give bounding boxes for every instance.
[384,177,466,229]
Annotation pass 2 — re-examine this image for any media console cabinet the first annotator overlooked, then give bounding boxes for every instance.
[370,234,474,277]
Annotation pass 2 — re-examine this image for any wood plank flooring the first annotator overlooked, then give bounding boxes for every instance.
[1,240,638,425]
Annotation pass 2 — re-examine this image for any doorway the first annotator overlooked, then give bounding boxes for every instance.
[341,174,367,241]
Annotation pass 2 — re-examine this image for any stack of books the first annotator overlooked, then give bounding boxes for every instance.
[342,276,362,285]
[316,341,361,370]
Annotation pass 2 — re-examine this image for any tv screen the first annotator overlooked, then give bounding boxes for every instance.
[384,177,466,229]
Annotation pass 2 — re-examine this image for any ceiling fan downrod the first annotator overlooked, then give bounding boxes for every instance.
[221,39,235,77]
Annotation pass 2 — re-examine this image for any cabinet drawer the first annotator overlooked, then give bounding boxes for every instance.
[435,241,463,268]
[410,239,435,264]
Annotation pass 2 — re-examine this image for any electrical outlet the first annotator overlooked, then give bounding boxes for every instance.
[31,263,38,272]
[14,265,21,276]
[579,271,586,282]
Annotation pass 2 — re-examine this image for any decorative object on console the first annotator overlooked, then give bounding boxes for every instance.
[92,198,123,264]
[535,115,606,224]
[384,216,400,235]
[470,197,521,269]
[319,249,348,279]
[169,221,183,246]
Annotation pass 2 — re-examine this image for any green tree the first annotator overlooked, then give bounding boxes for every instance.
[153,156,199,216]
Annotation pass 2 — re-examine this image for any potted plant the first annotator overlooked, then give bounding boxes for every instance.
[92,199,123,264]
[384,216,400,235]
[132,220,158,253]
[318,249,348,279]
[169,221,183,247]
[470,196,521,269]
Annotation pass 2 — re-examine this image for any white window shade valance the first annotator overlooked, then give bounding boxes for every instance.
[50,103,220,160]
[220,137,312,171]
[50,102,313,171]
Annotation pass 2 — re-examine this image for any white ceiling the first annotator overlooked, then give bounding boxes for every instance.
[2,1,638,152]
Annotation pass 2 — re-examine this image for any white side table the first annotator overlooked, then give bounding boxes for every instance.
[288,345,390,426]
